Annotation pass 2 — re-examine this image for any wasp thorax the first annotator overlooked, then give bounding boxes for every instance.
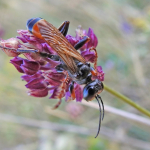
[83,79,103,101]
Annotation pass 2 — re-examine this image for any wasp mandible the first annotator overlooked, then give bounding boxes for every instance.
[0,18,104,138]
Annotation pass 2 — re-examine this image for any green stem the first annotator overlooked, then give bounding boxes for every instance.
[104,84,150,118]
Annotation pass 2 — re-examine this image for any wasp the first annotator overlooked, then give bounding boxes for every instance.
[0,18,104,138]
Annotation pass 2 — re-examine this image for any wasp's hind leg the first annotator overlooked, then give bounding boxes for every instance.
[18,49,60,61]
[69,81,75,100]
[74,36,90,50]
[58,21,70,37]
[53,71,69,109]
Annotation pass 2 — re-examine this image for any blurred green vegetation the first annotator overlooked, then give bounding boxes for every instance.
[0,0,150,149]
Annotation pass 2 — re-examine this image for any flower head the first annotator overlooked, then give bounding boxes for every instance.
[0,24,104,104]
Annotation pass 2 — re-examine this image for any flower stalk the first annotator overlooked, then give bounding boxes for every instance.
[104,84,150,118]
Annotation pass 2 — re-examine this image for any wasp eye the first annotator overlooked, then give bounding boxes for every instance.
[83,86,95,101]
[83,79,103,101]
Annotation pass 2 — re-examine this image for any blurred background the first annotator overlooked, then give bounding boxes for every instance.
[0,0,150,149]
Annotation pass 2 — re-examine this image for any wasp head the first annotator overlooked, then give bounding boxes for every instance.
[83,79,103,101]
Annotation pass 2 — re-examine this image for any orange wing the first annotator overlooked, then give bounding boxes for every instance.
[37,19,86,73]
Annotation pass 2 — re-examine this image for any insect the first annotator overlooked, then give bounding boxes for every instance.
[0,18,104,138]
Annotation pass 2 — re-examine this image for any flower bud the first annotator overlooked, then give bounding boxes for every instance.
[0,38,20,57]
[86,28,98,49]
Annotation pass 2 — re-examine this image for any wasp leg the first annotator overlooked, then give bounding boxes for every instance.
[90,67,97,76]
[74,36,90,50]
[58,21,70,37]
[89,47,98,75]
[17,49,60,61]
[55,64,65,72]
[53,71,69,109]
[39,52,60,61]
[16,49,38,53]
[52,99,62,110]
[69,81,75,100]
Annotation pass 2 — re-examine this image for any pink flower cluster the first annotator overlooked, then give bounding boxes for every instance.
[0,26,104,102]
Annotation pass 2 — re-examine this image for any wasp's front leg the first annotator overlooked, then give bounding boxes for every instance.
[18,49,60,61]
[89,47,98,76]
[74,36,90,50]
[58,21,70,37]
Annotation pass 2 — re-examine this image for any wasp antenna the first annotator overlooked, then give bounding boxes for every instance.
[0,45,39,54]
[0,45,17,51]
[95,95,102,138]
[97,95,104,120]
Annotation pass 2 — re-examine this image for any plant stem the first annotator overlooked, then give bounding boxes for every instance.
[104,84,150,118]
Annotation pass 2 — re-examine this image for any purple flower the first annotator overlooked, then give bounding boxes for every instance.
[21,72,43,82]
[28,88,48,97]
[74,83,83,102]
[86,28,98,49]
[10,57,40,75]
[75,26,98,51]
[66,35,79,47]
[81,48,96,63]
[121,21,133,34]
[0,24,104,105]
[92,66,105,81]
[25,77,46,90]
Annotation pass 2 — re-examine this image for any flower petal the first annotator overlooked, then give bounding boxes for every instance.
[22,60,40,71]
[21,72,43,82]
[25,77,46,90]
[49,87,60,99]
[65,91,72,102]
[81,48,96,63]
[45,69,65,81]
[44,69,65,86]
[17,30,45,43]
[46,78,62,86]
[86,28,98,48]
[92,66,105,81]
[28,88,48,97]
[96,66,105,81]
[40,60,60,70]
[20,60,40,75]
[16,36,28,43]
[10,57,24,73]
[75,83,83,102]
[42,43,56,54]
[20,65,38,75]
[66,35,79,47]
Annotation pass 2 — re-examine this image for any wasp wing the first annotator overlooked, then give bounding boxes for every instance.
[37,19,86,73]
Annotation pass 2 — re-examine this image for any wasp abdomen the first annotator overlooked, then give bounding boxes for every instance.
[26,17,44,39]
[26,18,42,33]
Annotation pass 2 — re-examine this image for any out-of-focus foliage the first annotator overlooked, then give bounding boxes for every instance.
[0,0,150,150]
